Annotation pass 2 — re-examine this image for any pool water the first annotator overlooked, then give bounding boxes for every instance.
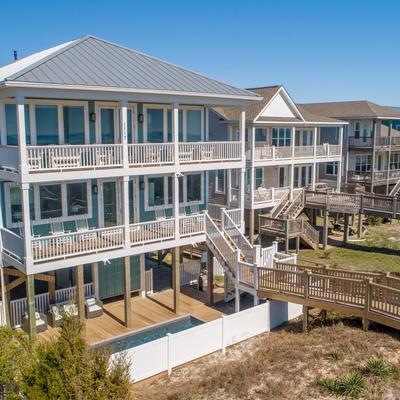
[100,316,204,353]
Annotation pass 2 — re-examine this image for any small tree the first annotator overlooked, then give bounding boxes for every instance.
[23,316,132,399]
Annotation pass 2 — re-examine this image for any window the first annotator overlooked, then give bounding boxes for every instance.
[255,128,267,142]
[186,110,202,142]
[215,170,225,194]
[354,122,360,139]
[147,176,165,206]
[100,108,115,144]
[127,109,133,143]
[4,104,31,145]
[67,182,88,216]
[64,106,85,144]
[390,154,400,170]
[355,155,372,173]
[8,186,35,224]
[35,105,59,145]
[147,109,164,142]
[296,129,313,146]
[40,184,62,219]
[279,167,286,187]
[255,168,263,188]
[325,162,338,176]
[272,128,291,146]
[187,174,202,201]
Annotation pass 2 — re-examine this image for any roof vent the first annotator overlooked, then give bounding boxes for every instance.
[13,50,18,61]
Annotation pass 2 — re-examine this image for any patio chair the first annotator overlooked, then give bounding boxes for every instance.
[22,311,48,334]
[47,304,63,328]
[85,297,103,319]
[50,222,70,235]
[61,303,79,318]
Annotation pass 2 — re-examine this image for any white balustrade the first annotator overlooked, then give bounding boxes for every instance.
[179,214,205,237]
[130,219,175,245]
[128,143,174,165]
[179,142,241,163]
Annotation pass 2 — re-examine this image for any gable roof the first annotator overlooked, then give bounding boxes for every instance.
[0,36,259,100]
[299,101,400,120]
[214,85,344,124]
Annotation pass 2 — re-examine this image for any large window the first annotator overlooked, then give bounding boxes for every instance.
[255,128,267,142]
[40,184,62,219]
[100,108,115,144]
[35,105,59,145]
[4,104,31,145]
[255,168,263,188]
[215,170,225,194]
[147,109,164,143]
[390,154,400,170]
[8,186,35,224]
[272,128,291,147]
[355,155,372,173]
[67,182,88,216]
[64,106,85,144]
[186,110,202,142]
[325,162,338,176]
[147,176,165,207]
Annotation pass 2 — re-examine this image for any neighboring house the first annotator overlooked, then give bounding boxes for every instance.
[209,86,346,241]
[0,35,264,337]
[300,101,400,194]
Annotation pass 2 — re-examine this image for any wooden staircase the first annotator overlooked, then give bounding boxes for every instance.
[390,180,400,198]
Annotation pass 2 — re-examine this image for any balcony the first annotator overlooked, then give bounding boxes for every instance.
[348,137,400,148]
[21,142,241,176]
[348,169,400,184]
[250,144,340,163]
[1,214,206,268]
[246,187,290,208]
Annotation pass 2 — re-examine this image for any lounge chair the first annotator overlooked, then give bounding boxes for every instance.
[47,304,63,327]
[62,303,79,318]
[85,297,103,319]
[22,311,48,333]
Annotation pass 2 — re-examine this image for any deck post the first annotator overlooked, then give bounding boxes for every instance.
[0,266,10,326]
[92,263,100,300]
[295,236,300,254]
[343,213,349,243]
[302,305,309,333]
[26,274,36,340]
[357,212,363,238]
[123,256,132,328]
[48,271,56,305]
[76,265,85,324]
[172,247,181,313]
[322,211,329,249]
[362,278,372,331]
[235,287,240,312]
[249,208,255,244]
[285,220,290,254]
[206,249,214,306]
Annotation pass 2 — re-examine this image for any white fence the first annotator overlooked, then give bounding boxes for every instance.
[119,303,270,382]
[180,260,201,286]
[10,283,93,327]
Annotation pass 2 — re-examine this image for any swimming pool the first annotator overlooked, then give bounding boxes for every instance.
[94,315,204,352]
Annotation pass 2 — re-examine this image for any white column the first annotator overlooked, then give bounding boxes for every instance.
[205,108,209,207]
[92,263,100,300]
[173,173,180,240]
[21,183,33,272]
[120,99,129,169]
[337,126,343,192]
[227,170,232,206]
[290,127,296,200]
[16,95,28,177]
[312,163,317,191]
[313,127,318,158]
[249,126,255,209]
[239,107,246,231]
[172,103,179,165]
[122,176,130,248]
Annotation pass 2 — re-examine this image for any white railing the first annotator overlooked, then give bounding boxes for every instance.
[252,186,290,205]
[145,269,153,295]
[26,144,123,171]
[180,260,202,286]
[0,146,20,172]
[225,208,241,227]
[179,214,205,237]
[1,228,24,262]
[252,144,341,161]
[32,226,125,262]
[207,203,224,221]
[179,142,241,163]
[128,143,174,166]
[130,219,174,245]
[260,242,278,268]
[10,283,93,327]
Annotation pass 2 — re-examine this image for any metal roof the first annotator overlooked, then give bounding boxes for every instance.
[0,35,259,100]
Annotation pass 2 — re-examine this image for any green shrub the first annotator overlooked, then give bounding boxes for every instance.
[366,215,382,226]
[316,372,366,398]
[363,356,392,379]
[328,350,341,361]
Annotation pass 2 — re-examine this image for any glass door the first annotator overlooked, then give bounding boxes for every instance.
[98,107,119,144]
[99,180,120,227]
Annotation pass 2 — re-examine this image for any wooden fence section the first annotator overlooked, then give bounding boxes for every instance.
[257,265,400,330]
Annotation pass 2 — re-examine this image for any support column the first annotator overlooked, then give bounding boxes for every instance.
[0,266,8,326]
[120,99,129,169]
[295,236,300,254]
[290,163,295,200]
[139,254,146,297]
[48,271,56,305]
[285,220,290,254]
[239,168,246,233]
[92,263,100,300]
[172,247,180,313]
[123,256,132,328]
[235,287,240,312]
[337,126,343,192]
[26,274,36,340]
[223,272,229,302]
[239,106,246,232]
[370,120,377,193]
[302,305,309,333]
[207,249,214,306]
[343,214,349,243]
[323,210,329,249]
[21,183,33,272]
[311,163,317,191]
[122,176,130,248]
[386,122,392,195]
[76,265,85,323]
[357,212,363,238]
[249,209,255,244]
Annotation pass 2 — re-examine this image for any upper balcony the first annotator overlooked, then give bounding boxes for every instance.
[247,143,341,165]
[348,136,400,149]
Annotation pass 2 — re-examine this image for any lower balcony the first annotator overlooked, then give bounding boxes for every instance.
[246,187,290,209]
[348,170,400,184]
[1,214,206,271]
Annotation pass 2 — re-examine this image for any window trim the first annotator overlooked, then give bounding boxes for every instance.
[144,173,204,211]
[325,162,338,176]
[4,180,92,228]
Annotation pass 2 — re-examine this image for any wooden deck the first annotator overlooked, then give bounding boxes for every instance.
[38,286,225,344]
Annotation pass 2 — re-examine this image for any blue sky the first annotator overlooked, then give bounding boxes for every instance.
[1,0,399,105]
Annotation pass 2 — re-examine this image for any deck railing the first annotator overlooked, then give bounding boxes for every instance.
[179,141,241,163]
[179,214,205,237]
[1,227,24,262]
[130,219,175,245]
[0,146,20,172]
[26,144,123,171]
[128,143,174,166]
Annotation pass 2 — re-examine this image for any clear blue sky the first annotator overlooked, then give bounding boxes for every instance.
[1,0,399,105]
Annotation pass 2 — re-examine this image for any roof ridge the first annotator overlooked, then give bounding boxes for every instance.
[44,35,260,98]
[5,35,90,81]
[245,85,282,90]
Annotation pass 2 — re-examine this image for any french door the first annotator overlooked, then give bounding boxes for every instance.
[294,165,312,188]
[98,180,121,227]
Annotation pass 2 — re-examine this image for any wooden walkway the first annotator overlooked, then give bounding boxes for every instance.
[257,262,400,330]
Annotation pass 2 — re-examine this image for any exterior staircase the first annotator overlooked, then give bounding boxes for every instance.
[298,219,319,249]
[271,189,305,220]
[390,180,400,198]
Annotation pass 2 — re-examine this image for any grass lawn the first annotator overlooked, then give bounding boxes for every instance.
[298,220,400,273]
[134,317,400,400]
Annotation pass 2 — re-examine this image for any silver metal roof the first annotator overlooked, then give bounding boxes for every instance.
[1,36,258,99]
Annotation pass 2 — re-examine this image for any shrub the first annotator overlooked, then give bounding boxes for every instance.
[328,350,341,361]
[316,372,366,398]
[363,356,392,379]
[366,215,382,226]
